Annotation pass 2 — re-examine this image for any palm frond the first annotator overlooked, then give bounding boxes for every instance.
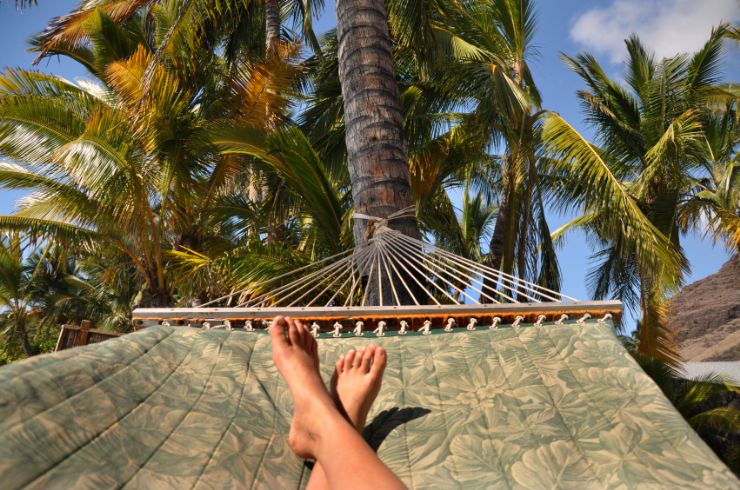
[34,1,150,62]
[0,215,100,248]
[542,112,684,289]
[687,407,740,434]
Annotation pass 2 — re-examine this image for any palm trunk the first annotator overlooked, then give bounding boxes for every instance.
[16,313,35,357]
[516,153,538,299]
[336,0,421,305]
[637,180,681,362]
[265,0,281,53]
[481,156,521,302]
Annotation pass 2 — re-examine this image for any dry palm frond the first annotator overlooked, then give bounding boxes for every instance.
[34,0,150,61]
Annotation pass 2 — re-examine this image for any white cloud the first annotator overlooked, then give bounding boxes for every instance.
[570,0,738,63]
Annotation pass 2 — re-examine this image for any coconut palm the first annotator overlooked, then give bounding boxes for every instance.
[0,8,300,306]
[541,27,734,363]
[421,167,497,262]
[678,93,739,252]
[31,0,324,65]
[0,235,39,357]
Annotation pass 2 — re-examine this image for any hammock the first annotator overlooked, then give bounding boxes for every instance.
[1,320,735,488]
[1,216,736,487]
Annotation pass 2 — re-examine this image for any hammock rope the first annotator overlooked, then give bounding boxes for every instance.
[198,220,576,310]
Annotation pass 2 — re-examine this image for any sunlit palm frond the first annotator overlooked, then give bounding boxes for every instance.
[34,1,150,62]
[212,125,344,249]
[0,96,87,164]
[0,215,100,248]
[542,112,684,289]
[228,41,303,128]
[688,407,740,434]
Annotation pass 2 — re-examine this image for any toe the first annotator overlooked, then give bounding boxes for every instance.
[371,346,387,375]
[270,316,290,349]
[344,349,357,369]
[287,318,301,346]
[307,328,318,357]
[296,320,311,349]
[335,355,346,374]
[360,345,375,372]
[295,320,306,342]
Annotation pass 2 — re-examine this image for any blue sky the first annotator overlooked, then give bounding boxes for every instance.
[0,0,737,325]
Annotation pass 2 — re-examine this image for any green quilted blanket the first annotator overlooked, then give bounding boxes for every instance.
[1,321,736,489]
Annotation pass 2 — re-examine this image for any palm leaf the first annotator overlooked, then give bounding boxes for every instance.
[212,125,344,248]
[687,407,740,433]
[541,112,684,289]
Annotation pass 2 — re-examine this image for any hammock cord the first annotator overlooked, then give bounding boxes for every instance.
[195,209,578,309]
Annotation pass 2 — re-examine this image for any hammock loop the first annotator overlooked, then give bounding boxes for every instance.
[576,313,592,324]
[354,206,417,239]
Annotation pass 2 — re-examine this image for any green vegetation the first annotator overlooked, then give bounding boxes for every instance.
[0,0,738,471]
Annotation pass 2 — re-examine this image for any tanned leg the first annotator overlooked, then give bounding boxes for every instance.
[306,345,388,490]
[270,317,405,490]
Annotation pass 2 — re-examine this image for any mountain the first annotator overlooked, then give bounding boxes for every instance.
[667,255,740,362]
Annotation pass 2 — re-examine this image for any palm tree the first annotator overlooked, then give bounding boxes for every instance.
[0,235,38,356]
[678,92,739,252]
[402,0,561,294]
[541,27,734,363]
[422,169,497,263]
[0,8,294,306]
[302,0,579,300]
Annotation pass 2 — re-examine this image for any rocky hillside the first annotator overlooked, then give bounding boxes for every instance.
[666,255,740,361]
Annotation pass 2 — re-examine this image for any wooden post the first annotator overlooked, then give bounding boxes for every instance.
[54,325,66,352]
[77,320,91,347]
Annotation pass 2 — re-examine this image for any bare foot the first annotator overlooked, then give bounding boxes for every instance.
[331,345,387,431]
[270,316,338,459]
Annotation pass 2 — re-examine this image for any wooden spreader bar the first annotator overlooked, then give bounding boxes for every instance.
[132,300,622,332]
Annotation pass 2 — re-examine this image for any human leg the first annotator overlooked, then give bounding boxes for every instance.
[306,345,388,490]
[270,317,405,490]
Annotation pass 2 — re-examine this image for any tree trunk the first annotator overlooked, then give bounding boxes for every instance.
[16,314,35,357]
[481,155,521,302]
[336,0,421,305]
[516,152,538,299]
[265,0,281,53]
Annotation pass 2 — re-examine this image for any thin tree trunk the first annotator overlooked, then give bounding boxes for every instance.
[482,156,519,302]
[336,0,421,305]
[265,0,281,53]
[516,154,538,300]
[16,314,35,357]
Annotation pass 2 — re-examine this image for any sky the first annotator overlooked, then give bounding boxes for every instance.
[0,0,737,326]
